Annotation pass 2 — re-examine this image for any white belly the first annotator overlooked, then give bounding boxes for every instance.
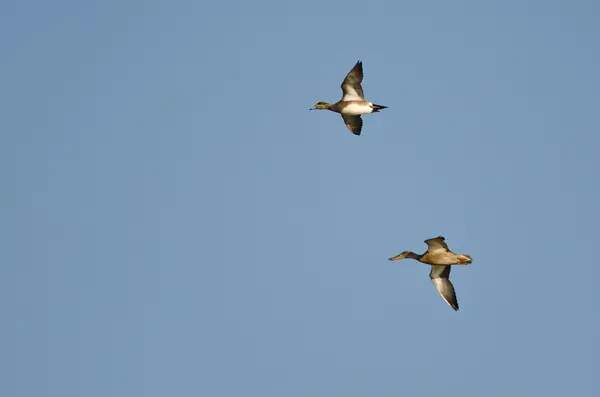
[341,102,373,115]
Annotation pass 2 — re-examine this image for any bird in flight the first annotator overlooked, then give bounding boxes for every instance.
[388,236,472,311]
[311,61,387,136]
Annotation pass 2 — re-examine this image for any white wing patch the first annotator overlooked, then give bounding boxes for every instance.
[341,88,364,102]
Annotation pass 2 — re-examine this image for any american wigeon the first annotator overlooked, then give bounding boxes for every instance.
[311,61,387,136]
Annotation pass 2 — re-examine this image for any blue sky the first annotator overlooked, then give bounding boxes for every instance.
[2,1,600,396]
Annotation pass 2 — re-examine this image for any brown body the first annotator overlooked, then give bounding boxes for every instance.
[389,250,472,266]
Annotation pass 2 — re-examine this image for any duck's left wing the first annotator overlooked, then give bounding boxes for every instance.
[340,61,364,101]
[341,114,363,135]
[429,265,459,311]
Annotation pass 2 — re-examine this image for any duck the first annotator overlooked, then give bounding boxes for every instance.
[310,61,387,136]
[388,236,472,311]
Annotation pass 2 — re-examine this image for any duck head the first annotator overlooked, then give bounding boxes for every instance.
[310,101,331,110]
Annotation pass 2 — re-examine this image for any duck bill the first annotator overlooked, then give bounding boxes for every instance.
[388,252,408,261]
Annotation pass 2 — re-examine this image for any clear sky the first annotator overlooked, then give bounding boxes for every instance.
[2,1,600,396]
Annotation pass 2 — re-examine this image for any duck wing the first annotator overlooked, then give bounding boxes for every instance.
[424,236,450,253]
[341,114,363,135]
[429,265,459,311]
[340,61,364,101]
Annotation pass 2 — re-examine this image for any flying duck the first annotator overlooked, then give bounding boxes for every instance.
[388,236,472,311]
[310,61,387,136]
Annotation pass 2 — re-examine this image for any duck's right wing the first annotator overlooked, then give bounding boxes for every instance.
[340,61,364,101]
[429,265,459,311]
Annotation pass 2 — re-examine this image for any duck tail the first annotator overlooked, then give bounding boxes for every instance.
[372,104,388,112]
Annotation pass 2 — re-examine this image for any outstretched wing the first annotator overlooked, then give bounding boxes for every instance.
[424,236,449,253]
[341,114,363,135]
[340,61,364,101]
[429,265,459,311]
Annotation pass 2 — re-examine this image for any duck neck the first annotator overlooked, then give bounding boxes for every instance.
[404,251,423,261]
